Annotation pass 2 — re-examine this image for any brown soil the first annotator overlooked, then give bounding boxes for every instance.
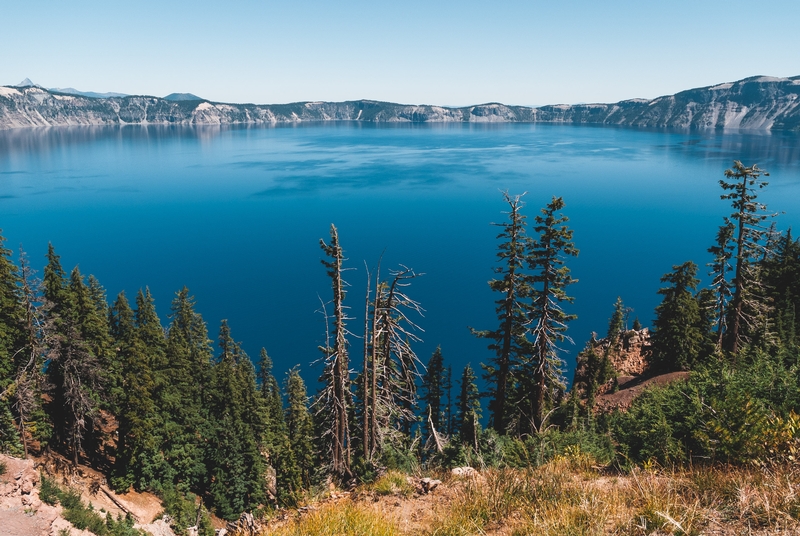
[595,371,690,412]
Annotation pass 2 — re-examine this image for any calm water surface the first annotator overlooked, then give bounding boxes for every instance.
[1,123,799,384]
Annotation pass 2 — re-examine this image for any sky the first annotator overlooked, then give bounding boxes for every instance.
[2,0,799,107]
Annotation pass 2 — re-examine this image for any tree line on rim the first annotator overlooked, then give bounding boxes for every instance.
[0,160,799,529]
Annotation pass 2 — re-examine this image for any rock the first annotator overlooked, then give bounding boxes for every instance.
[420,477,441,493]
[226,512,260,536]
[135,517,177,536]
[451,466,479,478]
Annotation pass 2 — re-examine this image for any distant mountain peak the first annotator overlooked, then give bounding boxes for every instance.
[16,78,36,87]
[163,93,203,101]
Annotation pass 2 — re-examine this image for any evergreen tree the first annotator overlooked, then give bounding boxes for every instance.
[12,249,51,456]
[454,364,481,449]
[707,220,736,349]
[719,161,773,352]
[0,230,25,454]
[68,268,113,461]
[607,297,625,341]
[157,287,212,490]
[525,196,578,432]
[206,321,266,520]
[650,262,704,371]
[472,192,532,434]
[110,291,158,491]
[285,368,314,491]
[443,365,453,436]
[43,249,103,465]
[420,346,446,450]
[761,229,800,348]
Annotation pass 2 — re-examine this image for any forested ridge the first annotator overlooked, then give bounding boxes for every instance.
[2,161,800,534]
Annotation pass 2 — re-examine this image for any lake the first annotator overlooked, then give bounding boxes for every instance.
[1,122,799,387]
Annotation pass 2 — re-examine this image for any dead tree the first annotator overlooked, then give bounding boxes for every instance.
[319,224,352,478]
[365,266,424,461]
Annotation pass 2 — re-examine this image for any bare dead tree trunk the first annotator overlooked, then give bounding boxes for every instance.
[320,225,351,478]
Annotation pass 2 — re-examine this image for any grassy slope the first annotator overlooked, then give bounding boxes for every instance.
[261,460,800,536]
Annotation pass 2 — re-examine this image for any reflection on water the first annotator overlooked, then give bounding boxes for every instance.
[0,123,798,384]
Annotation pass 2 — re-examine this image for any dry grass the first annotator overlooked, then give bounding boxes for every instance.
[428,460,800,535]
[263,501,400,536]
[261,462,800,536]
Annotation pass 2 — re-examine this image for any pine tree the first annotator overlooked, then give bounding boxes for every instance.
[455,364,481,449]
[43,248,103,465]
[285,368,314,490]
[0,230,25,454]
[12,249,51,456]
[472,192,532,434]
[206,321,266,520]
[525,196,578,432]
[110,291,158,491]
[650,262,704,371]
[157,287,212,490]
[719,161,774,352]
[607,297,625,341]
[707,220,736,349]
[420,346,446,452]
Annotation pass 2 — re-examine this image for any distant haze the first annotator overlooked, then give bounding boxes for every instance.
[1,0,798,107]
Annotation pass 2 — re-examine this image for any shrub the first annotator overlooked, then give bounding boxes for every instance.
[371,470,414,497]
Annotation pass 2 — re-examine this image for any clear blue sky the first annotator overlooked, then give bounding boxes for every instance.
[3,0,798,106]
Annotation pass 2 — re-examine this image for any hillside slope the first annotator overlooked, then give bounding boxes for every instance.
[1,75,799,130]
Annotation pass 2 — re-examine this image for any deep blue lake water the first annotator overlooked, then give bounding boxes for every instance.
[1,123,799,388]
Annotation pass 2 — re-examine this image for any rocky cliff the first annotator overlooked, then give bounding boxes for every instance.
[2,75,799,130]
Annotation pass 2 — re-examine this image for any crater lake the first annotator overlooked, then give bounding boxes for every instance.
[2,122,799,384]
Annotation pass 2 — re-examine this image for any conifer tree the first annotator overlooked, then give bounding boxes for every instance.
[650,262,704,371]
[158,287,212,489]
[455,364,481,449]
[472,192,531,434]
[12,249,51,456]
[285,368,315,490]
[708,220,736,349]
[110,291,158,491]
[607,297,625,341]
[720,161,773,352]
[206,321,266,520]
[0,230,25,454]
[43,249,103,465]
[761,230,800,348]
[420,346,446,451]
[526,196,578,432]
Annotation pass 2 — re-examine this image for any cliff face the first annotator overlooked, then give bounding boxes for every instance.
[2,75,799,130]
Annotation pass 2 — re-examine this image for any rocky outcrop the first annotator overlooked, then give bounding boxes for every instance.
[2,75,799,130]
[572,328,652,401]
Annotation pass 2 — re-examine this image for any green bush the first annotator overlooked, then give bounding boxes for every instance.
[39,474,60,506]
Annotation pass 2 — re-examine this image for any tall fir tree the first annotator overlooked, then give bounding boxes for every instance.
[206,321,266,520]
[472,192,532,434]
[719,161,773,352]
[650,262,705,371]
[420,346,446,451]
[525,196,578,433]
[157,287,213,490]
[454,364,482,449]
[109,291,159,491]
[0,230,25,454]
[285,368,315,491]
[707,220,736,349]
